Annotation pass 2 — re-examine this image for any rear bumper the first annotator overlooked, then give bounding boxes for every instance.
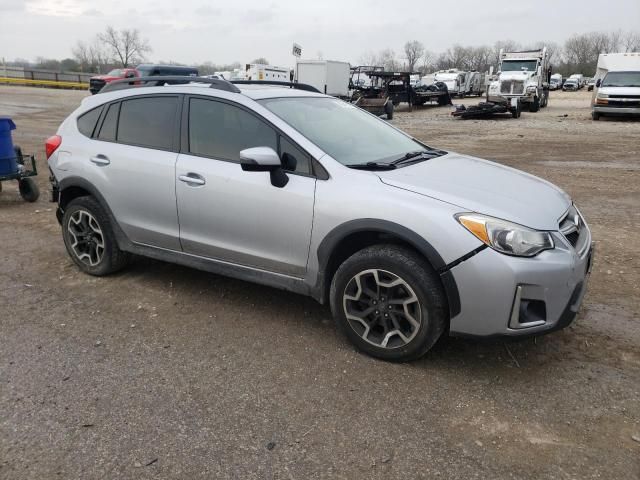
[593,106,640,115]
[448,227,593,338]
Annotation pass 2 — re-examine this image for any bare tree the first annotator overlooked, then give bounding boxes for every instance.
[420,49,436,74]
[378,49,399,71]
[251,57,269,65]
[622,31,640,52]
[492,40,521,67]
[72,39,112,73]
[404,40,424,72]
[98,26,151,68]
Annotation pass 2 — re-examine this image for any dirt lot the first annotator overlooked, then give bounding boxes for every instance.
[1,85,639,479]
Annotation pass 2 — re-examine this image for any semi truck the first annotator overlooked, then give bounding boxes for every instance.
[488,48,551,112]
[295,60,351,97]
[591,52,640,120]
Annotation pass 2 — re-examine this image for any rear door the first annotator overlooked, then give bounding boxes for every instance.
[85,94,182,250]
[175,96,316,276]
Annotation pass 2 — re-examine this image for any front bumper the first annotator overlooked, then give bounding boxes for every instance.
[593,106,640,116]
[448,227,593,338]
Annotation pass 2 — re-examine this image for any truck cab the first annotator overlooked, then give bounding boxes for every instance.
[488,48,550,112]
[89,68,139,95]
[592,52,640,120]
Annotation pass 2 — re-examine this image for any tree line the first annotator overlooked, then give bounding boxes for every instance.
[3,28,639,78]
[368,30,640,77]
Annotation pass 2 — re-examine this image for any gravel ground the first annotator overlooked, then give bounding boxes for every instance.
[0,86,639,479]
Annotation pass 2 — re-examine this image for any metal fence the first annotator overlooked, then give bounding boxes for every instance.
[0,65,92,84]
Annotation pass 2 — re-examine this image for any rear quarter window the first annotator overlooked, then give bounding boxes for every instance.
[77,106,103,138]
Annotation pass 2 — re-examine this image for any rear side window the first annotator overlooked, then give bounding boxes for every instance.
[188,98,277,161]
[77,106,102,138]
[117,96,179,150]
[97,103,119,141]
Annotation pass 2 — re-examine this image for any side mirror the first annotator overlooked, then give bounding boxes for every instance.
[240,147,289,188]
[596,79,601,88]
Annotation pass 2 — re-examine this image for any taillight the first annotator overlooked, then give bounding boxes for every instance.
[45,135,62,159]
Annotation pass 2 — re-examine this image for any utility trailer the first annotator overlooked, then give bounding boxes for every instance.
[295,60,351,97]
[349,67,451,118]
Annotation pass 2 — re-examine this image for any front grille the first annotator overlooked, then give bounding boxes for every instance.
[500,80,525,95]
[89,79,105,92]
[610,94,640,99]
[608,100,640,107]
[559,205,587,253]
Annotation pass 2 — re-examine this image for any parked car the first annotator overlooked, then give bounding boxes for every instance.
[586,78,595,91]
[135,64,199,78]
[46,78,593,361]
[89,68,139,95]
[563,79,579,91]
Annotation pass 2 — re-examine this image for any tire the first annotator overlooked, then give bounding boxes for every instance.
[61,196,130,276]
[592,111,601,121]
[529,96,540,112]
[18,178,39,202]
[330,245,447,362]
[385,101,394,120]
[541,92,548,108]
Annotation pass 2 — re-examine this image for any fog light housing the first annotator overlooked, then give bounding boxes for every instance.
[509,285,547,329]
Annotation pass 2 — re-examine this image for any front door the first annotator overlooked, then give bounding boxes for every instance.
[175,97,316,277]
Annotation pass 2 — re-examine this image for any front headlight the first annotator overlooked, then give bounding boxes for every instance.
[526,85,537,93]
[597,93,609,99]
[455,213,554,257]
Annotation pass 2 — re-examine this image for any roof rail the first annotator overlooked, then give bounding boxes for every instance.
[99,76,241,94]
[230,80,321,93]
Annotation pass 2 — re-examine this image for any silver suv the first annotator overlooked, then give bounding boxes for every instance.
[47,77,593,361]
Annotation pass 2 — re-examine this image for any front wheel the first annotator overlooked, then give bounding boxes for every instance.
[592,111,601,121]
[62,196,130,276]
[385,101,394,120]
[529,96,540,112]
[330,245,447,362]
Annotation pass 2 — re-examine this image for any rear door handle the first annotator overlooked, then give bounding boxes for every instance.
[178,173,206,186]
[90,154,110,166]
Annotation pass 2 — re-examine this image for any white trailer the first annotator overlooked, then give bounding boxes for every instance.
[245,64,290,82]
[434,69,484,97]
[550,73,563,90]
[295,60,351,97]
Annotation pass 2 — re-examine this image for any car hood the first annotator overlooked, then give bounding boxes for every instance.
[376,153,571,231]
[597,86,640,95]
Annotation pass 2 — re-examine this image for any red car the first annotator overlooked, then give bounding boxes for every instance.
[89,68,139,95]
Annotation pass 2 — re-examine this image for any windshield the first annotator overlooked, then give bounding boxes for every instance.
[259,97,431,165]
[602,71,640,87]
[501,60,538,72]
[107,69,123,76]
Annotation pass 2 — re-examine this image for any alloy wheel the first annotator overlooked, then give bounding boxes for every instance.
[67,210,105,267]
[342,269,422,349]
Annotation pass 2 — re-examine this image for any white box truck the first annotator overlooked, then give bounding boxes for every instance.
[296,60,351,97]
[591,52,640,120]
[488,48,551,112]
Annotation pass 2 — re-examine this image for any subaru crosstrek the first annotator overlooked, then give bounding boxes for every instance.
[46,77,594,361]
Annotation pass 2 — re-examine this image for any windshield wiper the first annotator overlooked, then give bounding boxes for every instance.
[390,150,445,166]
[345,162,396,170]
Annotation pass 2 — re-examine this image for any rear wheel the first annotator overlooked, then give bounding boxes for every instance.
[18,178,39,202]
[330,245,447,362]
[62,196,130,276]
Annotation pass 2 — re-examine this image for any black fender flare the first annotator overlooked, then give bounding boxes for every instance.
[313,219,460,317]
[57,176,133,250]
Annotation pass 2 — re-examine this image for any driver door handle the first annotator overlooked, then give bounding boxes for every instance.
[90,154,110,166]
[178,173,206,186]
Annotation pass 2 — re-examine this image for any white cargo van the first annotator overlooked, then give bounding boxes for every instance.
[295,60,351,97]
[592,52,640,120]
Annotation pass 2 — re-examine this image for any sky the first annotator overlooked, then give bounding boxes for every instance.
[1,0,639,67]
